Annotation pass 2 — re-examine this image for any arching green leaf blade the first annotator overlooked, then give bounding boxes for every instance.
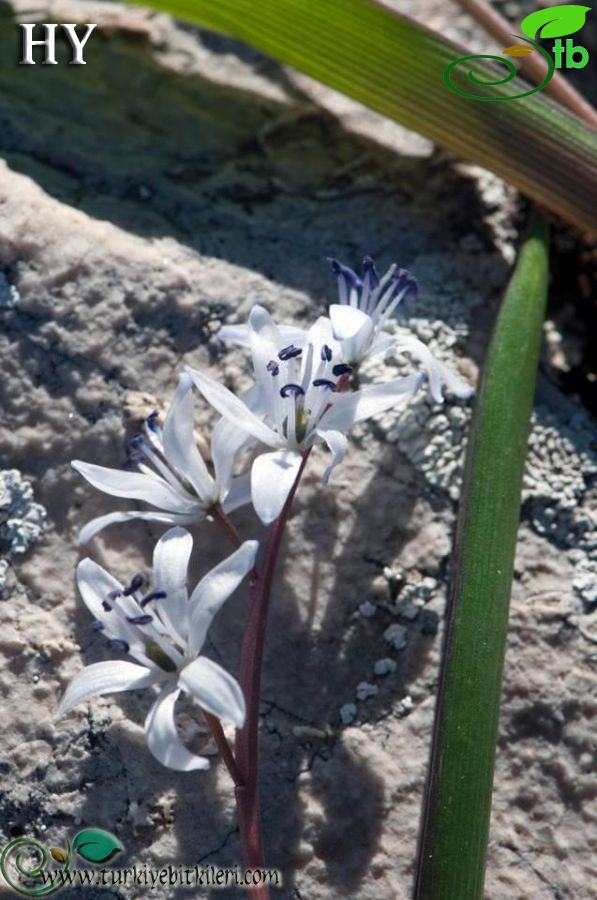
[133,0,597,235]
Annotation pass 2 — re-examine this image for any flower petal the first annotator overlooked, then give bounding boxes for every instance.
[76,559,152,662]
[56,660,162,718]
[72,461,196,513]
[178,657,245,729]
[364,332,396,361]
[151,527,193,645]
[329,304,374,363]
[145,684,210,771]
[185,367,279,448]
[248,303,283,352]
[321,373,424,431]
[315,428,348,485]
[211,412,254,498]
[78,510,202,545]
[218,322,307,349]
[392,334,473,402]
[250,450,302,525]
[247,305,289,411]
[188,540,259,654]
[163,375,217,503]
[221,473,252,514]
[216,323,252,348]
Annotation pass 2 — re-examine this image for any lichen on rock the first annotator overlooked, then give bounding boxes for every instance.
[0,469,46,558]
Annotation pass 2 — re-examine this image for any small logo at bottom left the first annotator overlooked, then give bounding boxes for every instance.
[0,828,123,896]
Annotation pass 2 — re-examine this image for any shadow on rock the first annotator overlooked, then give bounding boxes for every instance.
[0,1,500,305]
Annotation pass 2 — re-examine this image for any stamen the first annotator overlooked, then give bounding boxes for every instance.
[266,360,280,376]
[102,589,119,611]
[332,363,353,376]
[313,378,337,391]
[92,620,105,632]
[321,344,332,362]
[362,256,380,289]
[280,383,305,398]
[391,270,417,304]
[375,270,418,325]
[278,345,302,361]
[328,258,362,290]
[108,639,130,653]
[124,451,144,468]
[140,590,167,608]
[128,434,145,451]
[146,410,160,432]
[127,614,153,626]
[123,573,144,596]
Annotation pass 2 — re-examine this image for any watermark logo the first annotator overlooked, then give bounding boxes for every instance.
[0,828,122,895]
[444,4,591,100]
[19,24,97,65]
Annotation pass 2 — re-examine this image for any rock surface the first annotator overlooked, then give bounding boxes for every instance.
[0,2,595,899]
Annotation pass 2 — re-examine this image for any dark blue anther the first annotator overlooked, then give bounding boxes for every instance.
[362,256,380,289]
[321,344,332,362]
[328,258,362,290]
[278,345,302,361]
[313,379,337,391]
[123,573,144,596]
[108,639,130,653]
[124,451,144,468]
[92,620,105,632]
[129,434,145,450]
[332,363,353,377]
[280,383,305,399]
[140,590,167,608]
[266,360,280,376]
[391,269,418,305]
[146,410,160,432]
[102,590,119,611]
[127,614,153,626]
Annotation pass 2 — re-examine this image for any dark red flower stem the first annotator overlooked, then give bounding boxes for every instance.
[203,712,243,786]
[234,452,310,895]
[210,503,243,548]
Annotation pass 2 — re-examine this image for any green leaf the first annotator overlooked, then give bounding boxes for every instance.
[520,4,591,40]
[414,218,550,900]
[72,829,123,865]
[134,0,597,236]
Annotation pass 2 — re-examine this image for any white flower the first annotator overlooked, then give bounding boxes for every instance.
[217,258,472,403]
[57,527,258,772]
[329,257,473,402]
[72,374,251,543]
[186,305,424,524]
[328,256,416,362]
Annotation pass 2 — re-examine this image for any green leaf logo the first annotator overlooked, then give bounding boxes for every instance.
[72,829,123,865]
[520,4,591,40]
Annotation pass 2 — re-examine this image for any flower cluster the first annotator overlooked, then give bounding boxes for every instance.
[58,257,472,771]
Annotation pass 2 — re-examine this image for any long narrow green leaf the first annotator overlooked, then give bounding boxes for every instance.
[136,0,597,234]
[414,218,550,900]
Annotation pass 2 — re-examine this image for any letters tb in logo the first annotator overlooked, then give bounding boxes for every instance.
[19,23,97,65]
